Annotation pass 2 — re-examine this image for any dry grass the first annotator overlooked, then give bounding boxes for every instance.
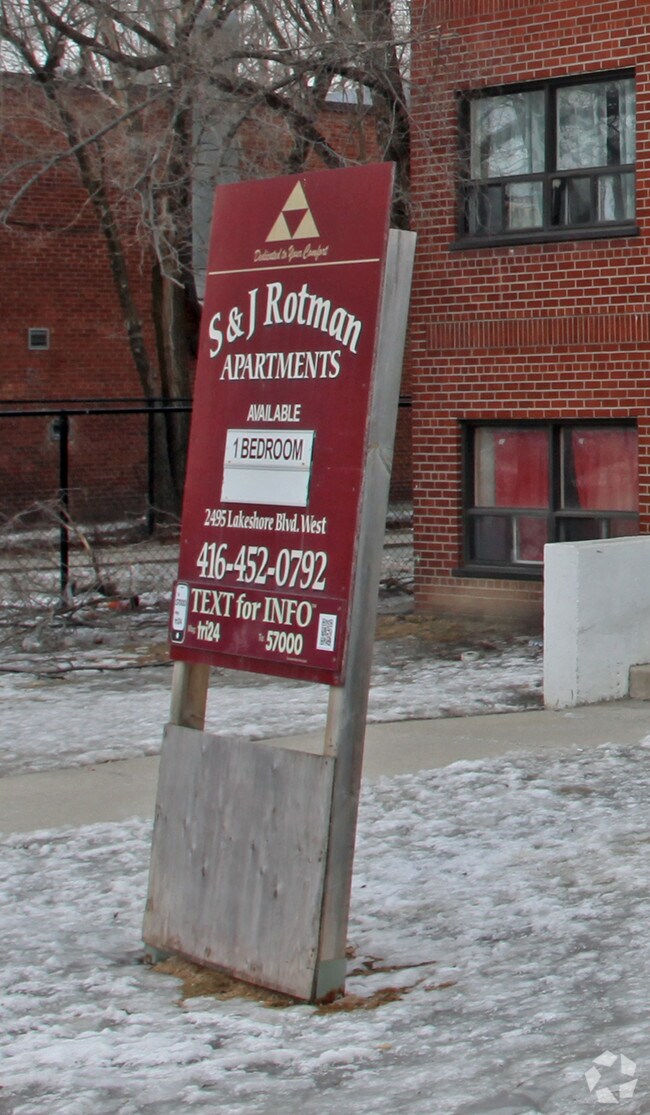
[153,957,298,1008]
[315,986,405,1013]
[152,953,458,1013]
[374,611,521,647]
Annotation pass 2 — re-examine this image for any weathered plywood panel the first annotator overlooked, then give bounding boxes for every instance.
[143,726,335,1000]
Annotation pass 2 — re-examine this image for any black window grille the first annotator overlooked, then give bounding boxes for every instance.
[457,72,636,247]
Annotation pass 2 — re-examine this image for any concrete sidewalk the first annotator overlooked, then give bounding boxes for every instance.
[2,699,650,834]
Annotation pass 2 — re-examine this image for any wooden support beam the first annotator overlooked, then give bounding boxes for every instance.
[315,229,417,1000]
[169,661,211,730]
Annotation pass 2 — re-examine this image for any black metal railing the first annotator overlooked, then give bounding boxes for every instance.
[0,396,412,628]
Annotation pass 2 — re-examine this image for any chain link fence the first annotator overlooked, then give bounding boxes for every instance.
[0,398,413,648]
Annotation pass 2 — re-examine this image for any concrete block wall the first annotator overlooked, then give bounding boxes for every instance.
[544,536,650,707]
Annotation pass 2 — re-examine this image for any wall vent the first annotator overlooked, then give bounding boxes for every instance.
[28,327,50,351]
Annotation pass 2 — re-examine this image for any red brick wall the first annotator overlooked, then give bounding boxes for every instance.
[410,0,650,627]
[0,83,156,521]
[0,81,153,403]
[3,218,150,402]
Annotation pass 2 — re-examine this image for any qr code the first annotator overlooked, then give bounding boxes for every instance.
[317,613,337,652]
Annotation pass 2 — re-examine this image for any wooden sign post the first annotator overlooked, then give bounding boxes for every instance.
[143,165,415,1001]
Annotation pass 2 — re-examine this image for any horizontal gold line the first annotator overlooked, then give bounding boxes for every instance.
[209,257,381,277]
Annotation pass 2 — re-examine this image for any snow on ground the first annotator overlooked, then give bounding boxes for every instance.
[3,605,646,1114]
[0,614,543,776]
[3,743,650,1114]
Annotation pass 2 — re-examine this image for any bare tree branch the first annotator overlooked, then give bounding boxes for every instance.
[0,84,166,222]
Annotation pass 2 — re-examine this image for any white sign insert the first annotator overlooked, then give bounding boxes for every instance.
[221,428,315,507]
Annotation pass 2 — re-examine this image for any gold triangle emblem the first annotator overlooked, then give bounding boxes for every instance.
[266,183,320,242]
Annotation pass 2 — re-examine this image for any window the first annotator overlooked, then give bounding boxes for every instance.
[459,73,636,244]
[463,422,639,574]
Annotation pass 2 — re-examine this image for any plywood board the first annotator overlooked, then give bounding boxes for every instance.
[143,726,335,1000]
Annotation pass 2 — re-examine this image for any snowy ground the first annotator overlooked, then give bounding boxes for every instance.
[4,746,650,1114]
[0,607,543,776]
[3,606,650,1113]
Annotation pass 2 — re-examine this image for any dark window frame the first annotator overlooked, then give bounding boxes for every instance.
[459,419,639,580]
[454,70,637,249]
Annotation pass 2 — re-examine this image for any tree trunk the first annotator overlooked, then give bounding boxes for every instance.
[46,82,184,516]
[152,262,193,509]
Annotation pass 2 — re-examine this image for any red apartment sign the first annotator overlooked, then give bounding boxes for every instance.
[170,163,394,684]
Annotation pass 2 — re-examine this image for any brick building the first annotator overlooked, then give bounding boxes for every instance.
[0,79,396,522]
[1,171,155,519]
[410,0,648,627]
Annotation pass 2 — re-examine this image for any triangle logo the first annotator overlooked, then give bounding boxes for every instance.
[266,182,320,242]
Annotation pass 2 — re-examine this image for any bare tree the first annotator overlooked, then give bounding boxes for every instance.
[0,0,413,510]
